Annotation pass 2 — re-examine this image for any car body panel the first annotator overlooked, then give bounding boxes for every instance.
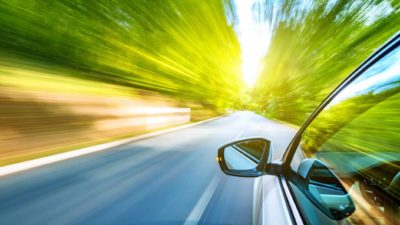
[253,175,295,225]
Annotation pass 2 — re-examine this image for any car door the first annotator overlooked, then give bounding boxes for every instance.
[281,33,400,225]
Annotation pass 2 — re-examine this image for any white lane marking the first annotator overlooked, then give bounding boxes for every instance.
[184,175,220,225]
[0,116,224,177]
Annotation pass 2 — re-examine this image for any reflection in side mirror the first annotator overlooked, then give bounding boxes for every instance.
[298,159,355,220]
[217,138,271,177]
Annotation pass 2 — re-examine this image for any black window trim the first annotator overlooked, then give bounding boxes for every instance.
[278,174,305,225]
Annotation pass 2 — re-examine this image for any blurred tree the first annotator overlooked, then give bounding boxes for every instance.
[0,0,242,109]
[253,0,400,125]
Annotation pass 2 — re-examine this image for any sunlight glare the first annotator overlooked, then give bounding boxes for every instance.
[235,0,271,87]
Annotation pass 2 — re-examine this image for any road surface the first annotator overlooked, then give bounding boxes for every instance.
[0,111,296,225]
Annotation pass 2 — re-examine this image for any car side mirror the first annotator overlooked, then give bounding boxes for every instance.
[298,159,356,220]
[216,138,271,177]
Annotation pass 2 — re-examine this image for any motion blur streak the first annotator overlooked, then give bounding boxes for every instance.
[0,112,296,225]
[0,65,193,166]
[0,0,242,165]
[0,0,242,103]
[249,0,400,124]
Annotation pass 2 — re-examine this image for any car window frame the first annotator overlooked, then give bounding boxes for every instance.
[276,32,400,225]
[281,32,400,174]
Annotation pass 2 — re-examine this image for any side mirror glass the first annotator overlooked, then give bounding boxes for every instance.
[217,138,271,177]
[298,159,356,220]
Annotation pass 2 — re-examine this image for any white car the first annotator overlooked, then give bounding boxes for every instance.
[216,33,400,225]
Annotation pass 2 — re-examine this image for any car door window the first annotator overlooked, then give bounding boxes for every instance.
[288,43,400,225]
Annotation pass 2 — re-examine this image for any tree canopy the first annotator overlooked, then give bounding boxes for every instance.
[0,0,242,109]
[253,0,400,124]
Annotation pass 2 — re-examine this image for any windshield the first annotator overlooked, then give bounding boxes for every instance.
[289,41,400,225]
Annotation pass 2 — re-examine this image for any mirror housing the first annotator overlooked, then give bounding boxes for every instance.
[298,159,355,220]
[216,138,271,177]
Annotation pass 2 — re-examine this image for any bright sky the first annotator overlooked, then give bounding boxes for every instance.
[234,0,271,87]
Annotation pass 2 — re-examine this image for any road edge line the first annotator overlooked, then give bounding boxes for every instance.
[0,115,224,177]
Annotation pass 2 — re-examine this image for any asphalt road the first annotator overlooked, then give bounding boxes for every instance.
[0,111,296,225]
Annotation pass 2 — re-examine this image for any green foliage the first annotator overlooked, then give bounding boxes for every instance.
[302,84,400,156]
[0,0,242,109]
[253,0,400,125]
